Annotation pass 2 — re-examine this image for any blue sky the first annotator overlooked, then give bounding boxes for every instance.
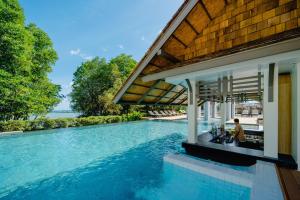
[19,0,183,110]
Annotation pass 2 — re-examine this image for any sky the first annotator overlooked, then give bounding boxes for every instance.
[19,0,183,110]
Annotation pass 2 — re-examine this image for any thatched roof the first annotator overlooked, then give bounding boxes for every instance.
[114,0,300,105]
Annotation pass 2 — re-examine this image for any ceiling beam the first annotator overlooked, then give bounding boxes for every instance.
[149,62,162,69]
[155,84,177,105]
[178,96,188,105]
[199,0,212,21]
[184,19,199,35]
[167,88,186,104]
[137,79,162,103]
[157,49,181,63]
[172,35,188,48]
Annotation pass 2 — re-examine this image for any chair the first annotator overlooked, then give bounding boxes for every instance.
[148,111,158,118]
[159,110,169,116]
[251,109,259,116]
[166,110,176,116]
[171,110,179,115]
[241,109,249,116]
[153,110,163,117]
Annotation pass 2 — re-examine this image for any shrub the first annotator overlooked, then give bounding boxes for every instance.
[0,120,28,132]
[0,112,144,133]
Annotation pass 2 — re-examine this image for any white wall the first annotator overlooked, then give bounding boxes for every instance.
[263,64,278,159]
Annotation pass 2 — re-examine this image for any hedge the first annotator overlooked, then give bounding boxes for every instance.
[0,111,144,132]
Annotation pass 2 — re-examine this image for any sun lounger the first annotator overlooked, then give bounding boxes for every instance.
[171,110,180,115]
[153,110,163,117]
[159,110,169,116]
[251,109,259,116]
[148,111,159,118]
[241,109,250,116]
[166,110,176,116]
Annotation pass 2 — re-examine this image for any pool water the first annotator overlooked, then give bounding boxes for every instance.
[0,120,250,200]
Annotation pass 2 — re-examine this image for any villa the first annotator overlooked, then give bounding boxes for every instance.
[114,0,300,198]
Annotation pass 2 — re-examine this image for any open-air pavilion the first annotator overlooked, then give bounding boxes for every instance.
[114,0,300,170]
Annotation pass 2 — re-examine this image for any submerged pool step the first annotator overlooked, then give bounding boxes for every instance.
[164,153,254,187]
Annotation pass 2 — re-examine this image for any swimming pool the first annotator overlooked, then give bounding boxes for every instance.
[0,120,251,200]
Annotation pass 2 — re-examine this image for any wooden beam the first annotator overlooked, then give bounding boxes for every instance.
[126,91,160,98]
[199,0,212,21]
[184,19,199,35]
[157,49,180,63]
[167,88,186,104]
[118,101,176,106]
[224,0,228,5]
[149,62,162,69]
[178,96,188,105]
[137,80,162,103]
[172,35,188,48]
[155,84,177,105]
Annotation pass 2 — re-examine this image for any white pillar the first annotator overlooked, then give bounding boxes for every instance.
[226,102,231,121]
[220,102,227,125]
[231,102,235,118]
[211,102,216,118]
[188,80,198,144]
[263,63,278,158]
[204,101,210,121]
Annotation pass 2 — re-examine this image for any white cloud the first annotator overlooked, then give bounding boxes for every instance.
[70,48,93,60]
[70,48,81,55]
[81,55,93,60]
[118,44,124,49]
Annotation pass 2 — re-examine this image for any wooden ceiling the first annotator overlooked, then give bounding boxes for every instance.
[116,0,300,105]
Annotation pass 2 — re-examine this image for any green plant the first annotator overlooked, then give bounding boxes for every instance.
[0,111,144,133]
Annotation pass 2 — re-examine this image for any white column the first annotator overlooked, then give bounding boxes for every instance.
[263,63,278,158]
[220,102,227,125]
[204,101,210,121]
[188,80,198,144]
[226,102,231,121]
[231,102,235,118]
[211,102,216,118]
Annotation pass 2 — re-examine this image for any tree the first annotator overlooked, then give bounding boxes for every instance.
[0,0,61,120]
[70,55,137,116]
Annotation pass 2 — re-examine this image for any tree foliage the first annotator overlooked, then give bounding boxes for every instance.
[0,0,61,120]
[70,54,137,116]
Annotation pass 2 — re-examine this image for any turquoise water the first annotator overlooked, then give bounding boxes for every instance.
[0,120,250,199]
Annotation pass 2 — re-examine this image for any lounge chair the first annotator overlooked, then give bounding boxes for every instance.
[251,109,259,116]
[159,110,169,116]
[171,110,180,115]
[153,110,163,117]
[148,111,159,118]
[166,110,176,116]
[241,109,249,116]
